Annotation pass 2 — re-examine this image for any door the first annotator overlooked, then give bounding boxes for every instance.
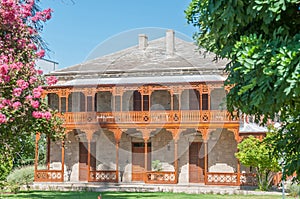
[189,142,204,183]
[79,142,88,181]
[79,142,96,181]
[132,142,151,181]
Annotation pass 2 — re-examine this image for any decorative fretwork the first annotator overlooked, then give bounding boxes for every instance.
[207,172,238,185]
[145,171,177,184]
[60,110,238,125]
[240,173,257,186]
[89,170,117,182]
[35,170,63,182]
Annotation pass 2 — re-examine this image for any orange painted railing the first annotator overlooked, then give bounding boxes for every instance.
[206,172,239,185]
[35,170,64,182]
[240,173,257,186]
[145,171,177,184]
[89,170,117,183]
[60,110,236,124]
[206,172,257,186]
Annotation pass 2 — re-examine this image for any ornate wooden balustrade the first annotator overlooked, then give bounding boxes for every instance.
[35,170,63,182]
[206,172,239,185]
[145,171,177,184]
[206,172,257,186]
[89,170,117,183]
[240,173,257,186]
[60,110,236,124]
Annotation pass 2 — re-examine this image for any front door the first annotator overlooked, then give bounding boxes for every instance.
[189,142,204,183]
[79,142,88,181]
[132,142,151,181]
[79,142,96,181]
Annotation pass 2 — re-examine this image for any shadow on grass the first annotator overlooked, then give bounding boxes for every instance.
[0,191,169,199]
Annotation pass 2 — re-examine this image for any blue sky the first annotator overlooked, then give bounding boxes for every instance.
[40,0,197,69]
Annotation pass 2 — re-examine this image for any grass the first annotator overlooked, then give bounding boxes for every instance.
[0,191,292,199]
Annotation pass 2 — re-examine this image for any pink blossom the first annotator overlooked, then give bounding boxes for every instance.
[32,111,42,119]
[32,86,43,98]
[0,113,7,124]
[43,111,52,120]
[36,50,45,58]
[0,64,8,75]
[46,76,58,86]
[25,95,33,101]
[3,75,10,82]
[2,99,11,106]
[37,69,43,75]
[29,76,37,84]
[16,79,29,89]
[31,8,52,22]
[31,100,39,109]
[13,87,22,97]
[12,101,21,110]
[28,43,37,50]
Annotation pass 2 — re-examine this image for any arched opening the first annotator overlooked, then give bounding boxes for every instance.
[150,90,171,110]
[95,91,113,112]
[210,88,226,110]
[181,89,200,110]
[47,93,59,111]
[68,92,85,112]
[122,90,142,111]
[151,129,174,171]
[64,129,87,182]
[207,129,237,173]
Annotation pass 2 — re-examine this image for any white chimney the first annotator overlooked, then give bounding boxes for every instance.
[138,34,148,50]
[166,29,175,55]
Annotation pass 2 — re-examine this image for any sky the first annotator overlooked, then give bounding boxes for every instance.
[39,0,197,69]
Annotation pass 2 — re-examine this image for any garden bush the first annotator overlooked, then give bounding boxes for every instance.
[287,183,300,198]
[6,165,35,192]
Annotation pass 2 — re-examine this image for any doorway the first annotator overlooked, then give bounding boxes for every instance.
[131,142,151,181]
[189,142,204,183]
[79,142,96,181]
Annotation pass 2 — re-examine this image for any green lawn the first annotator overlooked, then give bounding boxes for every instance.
[0,191,292,199]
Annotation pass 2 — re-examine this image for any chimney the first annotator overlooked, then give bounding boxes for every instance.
[166,29,175,55]
[138,34,148,50]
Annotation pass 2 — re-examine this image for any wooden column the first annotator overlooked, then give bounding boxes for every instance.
[142,129,151,182]
[112,128,123,183]
[86,130,93,182]
[116,141,120,182]
[170,91,174,110]
[200,128,209,185]
[47,136,50,170]
[61,140,65,182]
[170,128,181,184]
[34,133,40,181]
[66,93,69,112]
[174,139,178,183]
[230,127,241,186]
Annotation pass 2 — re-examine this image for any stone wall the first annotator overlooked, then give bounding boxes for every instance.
[207,129,237,172]
[151,130,175,171]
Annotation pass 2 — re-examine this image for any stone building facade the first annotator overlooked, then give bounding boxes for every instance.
[34,30,265,186]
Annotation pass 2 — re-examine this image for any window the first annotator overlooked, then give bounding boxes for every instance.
[133,91,141,111]
[143,95,149,111]
[202,94,208,110]
[47,93,59,111]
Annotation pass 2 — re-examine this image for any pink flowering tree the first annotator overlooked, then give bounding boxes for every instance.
[0,0,64,178]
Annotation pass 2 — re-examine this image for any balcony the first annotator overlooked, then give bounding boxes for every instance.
[58,110,237,125]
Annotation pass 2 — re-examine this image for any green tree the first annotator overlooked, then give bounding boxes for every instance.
[186,0,300,181]
[236,134,280,190]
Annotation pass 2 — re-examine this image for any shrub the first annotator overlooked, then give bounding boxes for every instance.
[6,165,35,192]
[287,183,300,198]
[152,160,162,171]
[0,154,13,181]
